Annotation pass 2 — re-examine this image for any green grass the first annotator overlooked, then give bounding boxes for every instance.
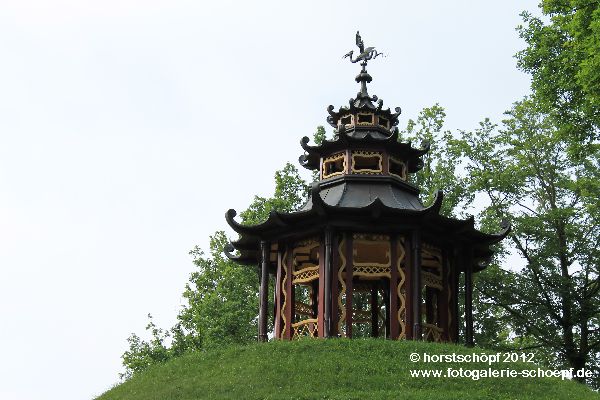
[97,339,599,399]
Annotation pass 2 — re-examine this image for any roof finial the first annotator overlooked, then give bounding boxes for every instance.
[342,31,383,100]
[342,31,383,71]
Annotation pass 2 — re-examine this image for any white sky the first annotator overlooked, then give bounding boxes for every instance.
[0,1,538,399]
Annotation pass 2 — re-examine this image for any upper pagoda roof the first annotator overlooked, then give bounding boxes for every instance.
[298,124,430,173]
[325,77,402,129]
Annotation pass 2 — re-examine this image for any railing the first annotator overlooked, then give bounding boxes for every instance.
[422,323,444,343]
[292,319,318,340]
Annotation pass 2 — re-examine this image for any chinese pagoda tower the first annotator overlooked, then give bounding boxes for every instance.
[225,32,509,346]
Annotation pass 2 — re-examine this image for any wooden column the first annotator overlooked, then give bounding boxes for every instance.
[317,238,325,338]
[389,235,399,339]
[412,230,422,340]
[452,248,461,343]
[258,240,270,342]
[383,284,390,337]
[345,233,354,337]
[283,248,294,340]
[324,228,333,338]
[274,245,283,339]
[370,285,379,337]
[465,246,474,347]
[331,234,340,337]
[404,235,413,340]
[311,280,319,318]
[425,288,434,324]
[440,248,450,342]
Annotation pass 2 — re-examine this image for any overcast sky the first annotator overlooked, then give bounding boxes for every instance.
[0,1,539,399]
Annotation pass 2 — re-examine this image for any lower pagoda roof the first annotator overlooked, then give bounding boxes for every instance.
[225,175,510,270]
[301,175,424,211]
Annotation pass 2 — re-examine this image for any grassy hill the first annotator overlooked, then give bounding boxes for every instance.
[97,339,599,399]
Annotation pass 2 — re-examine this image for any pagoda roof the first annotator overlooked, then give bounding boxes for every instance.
[225,176,510,270]
[298,124,429,173]
[325,87,402,129]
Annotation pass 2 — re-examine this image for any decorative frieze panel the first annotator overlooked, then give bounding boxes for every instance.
[351,151,383,174]
[322,152,346,179]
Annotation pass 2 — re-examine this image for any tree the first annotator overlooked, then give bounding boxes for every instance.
[450,98,600,386]
[516,0,600,152]
[311,126,327,182]
[121,162,308,378]
[401,104,474,218]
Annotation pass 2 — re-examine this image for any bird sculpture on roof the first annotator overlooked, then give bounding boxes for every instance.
[343,31,383,65]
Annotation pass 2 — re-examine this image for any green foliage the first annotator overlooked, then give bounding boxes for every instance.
[180,232,259,347]
[100,340,600,400]
[449,98,600,387]
[120,315,171,380]
[311,126,327,182]
[516,0,600,152]
[241,162,309,225]
[121,163,309,379]
[313,125,326,146]
[401,104,473,217]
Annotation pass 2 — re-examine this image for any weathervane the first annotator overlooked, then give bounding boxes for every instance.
[343,31,383,71]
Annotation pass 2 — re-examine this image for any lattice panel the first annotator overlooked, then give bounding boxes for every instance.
[354,265,391,278]
[293,266,319,284]
[422,243,443,290]
[423,271,443,290]
[422,243,442,272]
[353,233,389,241]
[295,301,313,317]
[292,319,318,340]
[423,323,443,343]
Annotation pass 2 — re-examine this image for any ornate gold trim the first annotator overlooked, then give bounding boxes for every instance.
[377,115,389,129]
[423,323,443,343]
[353,265,391,278]
[423,271,443,290]
[352,235,391,278]
[351,151,383,174]
[422,243,443,289]
[356,112,374,125]
[397,237,406,339]
[295,301,313,317]
[353,233,389,241]
[337,237,347,337]
[389,156,407,180]
[292,319,319,339]
[292,266,319,284]
[322,152,347,179]
[280,248,288,338]
[339,114,353,127]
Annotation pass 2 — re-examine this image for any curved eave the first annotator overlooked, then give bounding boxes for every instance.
[225,185,441,239]
[224,243,258,265]
[326,101,402,128]
[225,208,302,236]
[225,185,511,270]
